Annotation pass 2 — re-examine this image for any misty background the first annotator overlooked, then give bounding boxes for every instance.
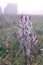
[0,0,43,15]
[0,3,17,15]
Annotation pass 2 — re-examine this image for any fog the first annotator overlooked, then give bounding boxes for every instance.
[0,0,43,15]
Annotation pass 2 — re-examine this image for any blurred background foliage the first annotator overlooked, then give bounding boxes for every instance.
[0,15,43,65]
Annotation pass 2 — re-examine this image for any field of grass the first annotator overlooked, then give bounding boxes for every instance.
[0,14,43,65]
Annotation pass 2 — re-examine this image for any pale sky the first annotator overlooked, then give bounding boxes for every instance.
[0,0,43,15]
